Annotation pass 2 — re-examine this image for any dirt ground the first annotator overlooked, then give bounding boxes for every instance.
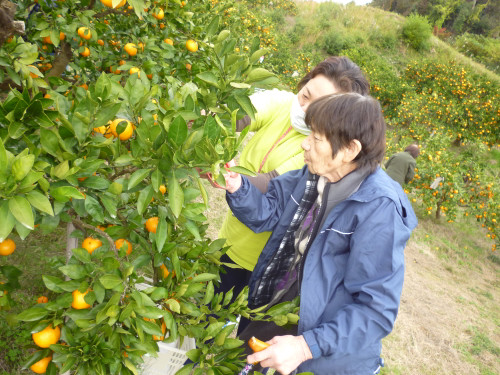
[205,187,500,375]
[382,233,499,375]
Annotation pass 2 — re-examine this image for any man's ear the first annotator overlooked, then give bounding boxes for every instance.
[344,140,362,163]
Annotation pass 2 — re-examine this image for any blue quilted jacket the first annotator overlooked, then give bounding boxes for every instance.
[226,166,417,375]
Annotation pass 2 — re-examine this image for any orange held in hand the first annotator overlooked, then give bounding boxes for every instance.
[32,324,61,348]
[30,354,52,374]
[248,336,270,353]
[0,238,15,256]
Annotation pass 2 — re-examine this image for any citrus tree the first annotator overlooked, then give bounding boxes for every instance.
[0,0,300,374]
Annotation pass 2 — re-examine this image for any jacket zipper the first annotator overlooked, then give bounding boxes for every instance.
[298,183,330,295]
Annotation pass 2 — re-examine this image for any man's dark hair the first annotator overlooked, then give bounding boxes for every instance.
[305,93,386,172]
[404,144,420,159]
[297,56,370,95]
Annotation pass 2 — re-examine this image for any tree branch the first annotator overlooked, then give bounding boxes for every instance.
[47,41,73,78]
[71,216,118,257]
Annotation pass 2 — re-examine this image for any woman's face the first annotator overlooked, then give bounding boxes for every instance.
[297,74,339,112]
[301,132,357,182]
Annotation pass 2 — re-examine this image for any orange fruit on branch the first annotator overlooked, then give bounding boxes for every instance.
[145,217,159,233]
[82,237,102,254]
[109,119,134,141]
[129,67,140,77]
[159,185,167,194]
[80,47,90,57]
[185,39,198,52]
[152,8,164,20]
[100,0,126,8]
[32,324,61,348]
[37,296,49,304]
[163,38,174,46]
[124,43,138,56]
[115,238,132,255]
[160,264,170,278]
[77,27,91,40]
[0,238,15,256]
[153,320,167,341]
[72,289,92,309]
[30,354,52,374]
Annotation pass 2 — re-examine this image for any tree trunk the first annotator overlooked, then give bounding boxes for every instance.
[0,0,24,47]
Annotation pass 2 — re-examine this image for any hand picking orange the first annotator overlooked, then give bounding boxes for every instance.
[248,336,270,352]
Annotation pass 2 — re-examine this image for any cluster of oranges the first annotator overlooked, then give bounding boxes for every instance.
[93,118,134,141]
[30,324,61,373]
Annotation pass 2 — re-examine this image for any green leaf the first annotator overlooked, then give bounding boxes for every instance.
[155,217,168,252]
[42,275,65,292]
[51,160,70,179]
[127,169,151,190]
[229,165,257,177]
[84,195,104,222]
[59,264,88,280]
[196,72,220,89]
[167,116,188,147]
[229,82,251,89]
[9,196,34,230]
[205,15,220,37]
[184,220,201,240]
[26,190,54,216]
[100,194,117,218]
[191,273,218,283]
[0,138,7,176]
[12,154,35,181]
[99,274,123,289]
[94,102,122,129]
[185,348,202,362]
[71,248,91,264]
[51,186,85,202]
[16,306,49,321]
[222,338,244,349]
[0,201,16,242]
[137,185,153,215]
[249,49,269,64]
[81,177,110,190]
[40,128,61,157]
[245,68,276,83]
[234,95,256,122]
[168,173,184,218]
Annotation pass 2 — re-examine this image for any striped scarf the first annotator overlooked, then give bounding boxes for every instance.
[250,173,319,307]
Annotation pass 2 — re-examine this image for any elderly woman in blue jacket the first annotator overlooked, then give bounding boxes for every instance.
[222,92,418,375]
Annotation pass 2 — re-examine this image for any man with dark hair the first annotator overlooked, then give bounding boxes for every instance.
[384,144,420,186]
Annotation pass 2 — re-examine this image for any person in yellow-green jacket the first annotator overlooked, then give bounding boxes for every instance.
[216,56,370,333]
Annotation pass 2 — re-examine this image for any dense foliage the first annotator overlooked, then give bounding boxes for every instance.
[0,0,300,374]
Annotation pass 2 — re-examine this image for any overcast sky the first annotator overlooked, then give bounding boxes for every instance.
[310,0,373,5]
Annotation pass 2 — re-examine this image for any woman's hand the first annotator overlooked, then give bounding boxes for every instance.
[246,335,313,375]
[196,160,242,193]
[224,160,241,193]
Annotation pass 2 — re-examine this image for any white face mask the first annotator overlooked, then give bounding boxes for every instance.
[290,95,311,136]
